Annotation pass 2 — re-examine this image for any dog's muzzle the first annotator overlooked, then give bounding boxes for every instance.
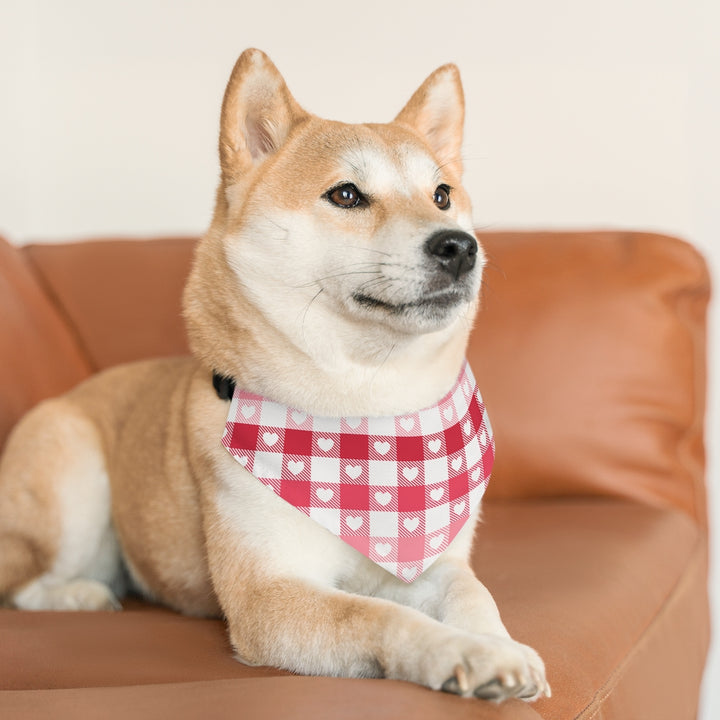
[424,230,478,281]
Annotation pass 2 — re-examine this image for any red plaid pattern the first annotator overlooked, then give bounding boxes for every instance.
[221,362,494,582]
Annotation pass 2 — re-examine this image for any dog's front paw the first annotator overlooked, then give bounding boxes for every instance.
[415,632,550,702]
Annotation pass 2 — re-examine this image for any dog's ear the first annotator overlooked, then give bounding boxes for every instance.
[394,64,465,175]
[219,49,308,184]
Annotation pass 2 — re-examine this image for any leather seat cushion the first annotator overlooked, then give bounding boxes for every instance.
[0,499,708,719]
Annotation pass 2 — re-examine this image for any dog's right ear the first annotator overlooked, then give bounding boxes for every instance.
[219,49,308,185]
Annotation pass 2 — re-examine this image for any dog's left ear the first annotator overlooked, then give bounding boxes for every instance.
[394,64,465,175]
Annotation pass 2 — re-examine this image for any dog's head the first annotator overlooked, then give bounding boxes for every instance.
[185,49,484,410]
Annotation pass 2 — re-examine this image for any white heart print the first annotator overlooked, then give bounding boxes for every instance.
[399,417,415,431]
[318,437,334,452]
[240,405,255,419]
[429,534,445,550]
[463,420,472,436]
[374,491,392,506]
[345,464,362,480]
[403,517,420,532]
[263,432,279,446]
[451,457,463,471]
[453,501,466,515]
[287,460,304,475]
[443,407,454,421]
[402,567,418,580]
[375,542,392,557]
[428,439,441,454]
[316,487,333,503]
[430,487,444,501]
[291,410,307,425]
[402,466,419,482]
[373,441,391,455]
[345,515,363,531]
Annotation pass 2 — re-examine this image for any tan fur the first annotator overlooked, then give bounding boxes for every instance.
[0,404,61,594]
[0,49,548,700]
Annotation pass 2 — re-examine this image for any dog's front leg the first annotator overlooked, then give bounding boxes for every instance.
[215,568,548,700]
[392,555,512,637]
[206,526,547,700]
[375,554,551,701]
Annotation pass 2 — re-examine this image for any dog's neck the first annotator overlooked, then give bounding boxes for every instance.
[228,307,471,417]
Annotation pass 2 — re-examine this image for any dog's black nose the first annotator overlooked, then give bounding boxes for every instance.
[424,230,478,280]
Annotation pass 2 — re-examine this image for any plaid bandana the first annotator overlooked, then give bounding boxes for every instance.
[221,362,494,582]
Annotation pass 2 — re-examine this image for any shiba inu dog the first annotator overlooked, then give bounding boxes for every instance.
[0,49,549,702]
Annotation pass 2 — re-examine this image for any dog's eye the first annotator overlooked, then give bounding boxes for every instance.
[327,183,364,209]
[433,185,451,210]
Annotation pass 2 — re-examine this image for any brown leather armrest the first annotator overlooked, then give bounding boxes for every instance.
[0,236,91,448]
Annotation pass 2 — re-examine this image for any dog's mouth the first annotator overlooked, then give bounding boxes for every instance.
[352,286,469,316]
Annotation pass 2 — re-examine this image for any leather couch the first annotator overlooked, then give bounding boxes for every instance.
[0,230,710,719]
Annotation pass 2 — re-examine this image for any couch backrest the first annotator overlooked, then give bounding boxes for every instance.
[471,231,709,527]
[23,237,194,370]
[1,231,710,526]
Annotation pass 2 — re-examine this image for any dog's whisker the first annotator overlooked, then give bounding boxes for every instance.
[297,287,325,342]
[481,252,507,281]
[344,246,393,258]
[290,269,383,290]
[290,257,415,292]
[259,213,290,233]
[369,342,397,388]
[385,278,416,306]
[354,277,396,298]
[317,271,382,283]
[355,274,392,289]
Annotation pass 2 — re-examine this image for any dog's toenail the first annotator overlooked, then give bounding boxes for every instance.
[499,670,520,688]
[453,663,469,693]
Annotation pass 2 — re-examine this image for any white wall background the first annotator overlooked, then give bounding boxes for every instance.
[1,0,718,715]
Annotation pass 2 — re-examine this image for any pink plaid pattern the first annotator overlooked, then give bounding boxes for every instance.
[221,362,494,582]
